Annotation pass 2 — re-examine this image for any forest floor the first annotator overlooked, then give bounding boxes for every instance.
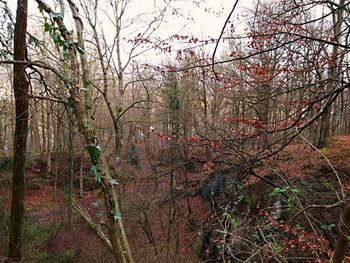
[203,135,350,262]
[1,136,350,262]
[0,142,209,263]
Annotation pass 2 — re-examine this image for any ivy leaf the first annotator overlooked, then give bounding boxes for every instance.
[63,41,73,50]
[230,218,238,229]
[109,178,119,186]
[321,224,335,230]
[270,187,286,196]
[291,188,300,194]
[91,165,99,175]
[87,144,101,163]
[28,33,43,50]
[52,34,64,46]
[110,210,121,221]
[63,49,70,61]
[66,97,74,113]
[74,43,85,54]
[76,46,85,54]
[44,22,51,32]
[49,12,64,19]
[38,4,44,13]
[295,224,305,230]
[95,174,102,183]
[91,165,101,183]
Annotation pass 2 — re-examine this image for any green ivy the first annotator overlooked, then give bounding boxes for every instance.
[87,144,101,163]
[66,97,74,113]
[41,14,85,61]
[28,33,43,50]
[49,12,64,19]
[270,187,286,196]
[321,224,335,230]
[110,210,121,221]
[91,165,101,183]
[74,42,85,54]
[295,224,305,230]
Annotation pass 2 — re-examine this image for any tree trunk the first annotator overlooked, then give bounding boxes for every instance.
[333,205,350,263]
[67,115,74,226]
[8,0,29,261]
[256,84,270,148]
[46,101,52,177]
[41,99,46,154]
[36,1,134,262]
[79,149,84,198]
[317,0,344,148]
[317,107,331,148]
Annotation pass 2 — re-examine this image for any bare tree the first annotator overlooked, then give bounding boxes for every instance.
[35,0,134,262]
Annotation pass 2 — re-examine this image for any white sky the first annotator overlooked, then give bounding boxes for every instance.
[116,0,254,64]
[7,0,254,66]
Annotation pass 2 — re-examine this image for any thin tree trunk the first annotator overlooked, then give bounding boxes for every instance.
[67,115,74,226]
[79,146,84,198]
[46,101,52,177]
[41,99,46,154]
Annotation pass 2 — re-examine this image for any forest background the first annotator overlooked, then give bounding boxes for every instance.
[1,0,350,262]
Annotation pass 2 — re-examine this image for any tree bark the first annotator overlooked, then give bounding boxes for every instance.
[46,101,52,177]
[8,0,29,261]
[67,115,74,226]
[333,205,350,263]
[41,99,46,154]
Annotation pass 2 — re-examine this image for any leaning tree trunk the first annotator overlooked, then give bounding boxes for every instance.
[36,1,134,262]
[8,0,29,261]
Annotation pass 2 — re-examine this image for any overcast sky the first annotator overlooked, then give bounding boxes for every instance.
[116,0,254,63]
[7,0,254,64]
